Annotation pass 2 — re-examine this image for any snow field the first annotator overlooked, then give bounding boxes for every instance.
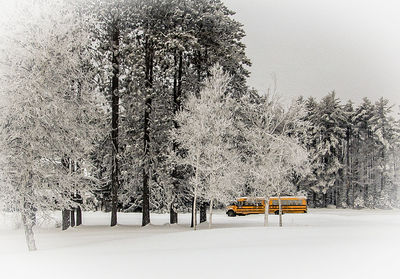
[0,209,399,279]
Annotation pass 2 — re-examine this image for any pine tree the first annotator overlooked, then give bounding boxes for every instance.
[341,100,355,208]
[371,98,397,208]
[86,0,138,225]
[296,96,321,207]
[119,0,252,225]
[312,92,346,207]
[352,98,375,208]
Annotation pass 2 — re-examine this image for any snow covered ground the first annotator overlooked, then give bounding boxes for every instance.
[0,209,399,279]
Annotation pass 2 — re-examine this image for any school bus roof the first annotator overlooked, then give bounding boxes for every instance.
[269,196,307,199]
[236,196,307,201]
[237,197,265,200]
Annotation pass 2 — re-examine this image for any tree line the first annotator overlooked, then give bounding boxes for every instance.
[297,93,400,209]
[0,0,398,251]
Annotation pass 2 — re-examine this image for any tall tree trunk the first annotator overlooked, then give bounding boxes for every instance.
[142,37,154,227]
[70,208,75,227]
[170,203,178,224]
[200,202,207,223]
[110,24,120,227]
[344,127,351,208]
[192,193,197,230]
[196,50,202,96]
[208,199,214,229]
[76,206,82,226]
[62,209,71,231]
[190,197,195,228]
[312,191,316,208]
[170,51,183,224]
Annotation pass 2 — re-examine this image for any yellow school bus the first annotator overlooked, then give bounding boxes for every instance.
[226,196,307,217]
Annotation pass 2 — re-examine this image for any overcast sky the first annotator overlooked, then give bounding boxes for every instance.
[1,0,399,111]
[223,0,400,110]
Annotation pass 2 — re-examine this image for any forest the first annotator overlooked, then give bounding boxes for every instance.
[0,0,399,251]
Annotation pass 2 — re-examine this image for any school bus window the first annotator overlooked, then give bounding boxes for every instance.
[271,200,303,206]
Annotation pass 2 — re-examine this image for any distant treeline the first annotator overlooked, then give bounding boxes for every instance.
[296,93,399,209]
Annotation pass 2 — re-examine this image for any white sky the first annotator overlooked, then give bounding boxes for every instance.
[1,0,399,111]
[224,0,400,111]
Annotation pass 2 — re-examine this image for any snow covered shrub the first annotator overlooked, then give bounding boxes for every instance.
[377,190,392,209]
[354,196,365,209]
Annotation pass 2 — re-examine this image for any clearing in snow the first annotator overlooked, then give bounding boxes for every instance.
[0,209,399,279]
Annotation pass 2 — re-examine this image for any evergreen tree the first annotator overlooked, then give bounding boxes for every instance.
[312,92,346,207]
[371,98,397,208]
[352,98,375,208]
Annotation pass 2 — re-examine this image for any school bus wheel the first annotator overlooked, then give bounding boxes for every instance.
[227,210,236,217]
[274,210,280,215]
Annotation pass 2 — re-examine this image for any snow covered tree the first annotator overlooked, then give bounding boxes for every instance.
[85,0,141,225]
[294,96,322,207]
[0,0,104,250]
[338,100,356,208]
[371,98,398,208]
[352,98,376,208]
[294,94,400,209]
[116,0,252,225]
[312,92,346,207]
[86,0,122,227]
[171,65,243,230]
[240,94,310,226]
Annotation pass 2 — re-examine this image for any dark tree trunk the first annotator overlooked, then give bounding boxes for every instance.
[312,191,317,208]
[170,204,178,224]
[200,202,207,223]
[344,125,351,208]
[177,51,183,98]
[170,51,183,224]
[169,188,178,225]
[110,24,120,227]
[196,50,202,96]
[70,208,75,227]
[76,206,82,226]
[190,197,196,228]
[142,37,154,227]
[62,209,71,231]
